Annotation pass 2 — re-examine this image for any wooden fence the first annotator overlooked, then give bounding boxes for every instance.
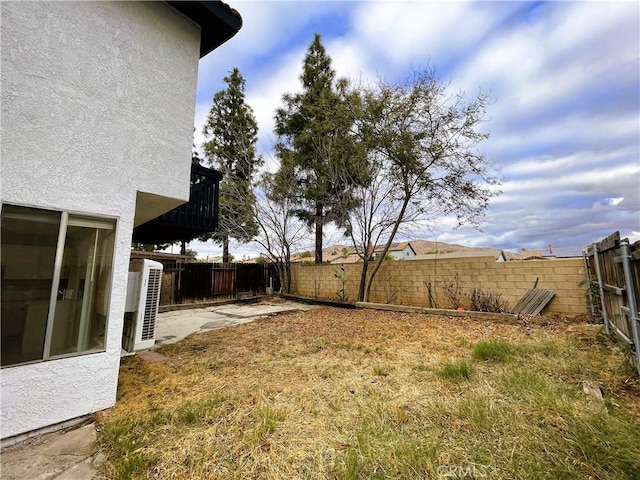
[585,231,640,375]
[160,263,280,305]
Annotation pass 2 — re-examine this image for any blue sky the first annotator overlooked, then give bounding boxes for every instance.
[186,1,639,259]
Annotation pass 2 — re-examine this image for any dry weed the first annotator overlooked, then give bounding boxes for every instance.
[96,307,640,479]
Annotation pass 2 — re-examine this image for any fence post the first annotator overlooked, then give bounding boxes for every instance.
[582,250,596,316]
[619,239,640,376]
[592,244,610,335]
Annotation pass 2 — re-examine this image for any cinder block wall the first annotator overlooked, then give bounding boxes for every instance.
[290,258,587,315]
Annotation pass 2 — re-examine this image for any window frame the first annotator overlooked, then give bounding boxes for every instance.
[1,204,118,368]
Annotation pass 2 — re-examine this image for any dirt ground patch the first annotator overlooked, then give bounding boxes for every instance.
[96,307,640,479]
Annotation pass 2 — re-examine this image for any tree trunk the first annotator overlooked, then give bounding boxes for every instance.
[363,194,411,302]
[277,262,291,294]
[222,236,230,263]
[315,203,323,264]
[284,263,291,294]
[276,263,285,293]
[357,256,369,301]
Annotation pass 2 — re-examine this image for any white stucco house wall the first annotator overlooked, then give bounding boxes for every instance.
[374,242,417,261]
[0,1,241,443]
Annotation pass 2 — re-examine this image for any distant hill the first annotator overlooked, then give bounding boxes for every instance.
[406,239,474,255]
[315,240,520,261]
[407,239,521,260]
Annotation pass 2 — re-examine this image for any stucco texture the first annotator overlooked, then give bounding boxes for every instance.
[1,2,201,439]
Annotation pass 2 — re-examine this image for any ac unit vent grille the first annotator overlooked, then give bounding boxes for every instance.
[141,268,161,341]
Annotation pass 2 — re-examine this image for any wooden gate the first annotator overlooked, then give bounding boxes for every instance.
[585,231,640,375]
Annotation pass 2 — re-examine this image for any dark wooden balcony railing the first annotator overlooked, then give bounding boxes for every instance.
[132,164,223,244]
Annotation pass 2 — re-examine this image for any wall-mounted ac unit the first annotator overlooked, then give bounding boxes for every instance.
[122,259,163,352]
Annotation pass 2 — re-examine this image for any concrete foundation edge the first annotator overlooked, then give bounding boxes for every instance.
[1,415,91,450]
[356,302,518,321]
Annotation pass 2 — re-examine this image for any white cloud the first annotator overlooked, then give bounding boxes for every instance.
[246,47,309,153]
[487,111,639,162]
[349,2,521,73]
[453,1,639,123]
[196,1,352,84]
[188,1,639,258]
[325,36,375,82]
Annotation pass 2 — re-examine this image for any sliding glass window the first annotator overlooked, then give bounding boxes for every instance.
[1,205,115,367]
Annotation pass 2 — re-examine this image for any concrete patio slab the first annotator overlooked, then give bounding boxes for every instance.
[154,299,318,347]
[0,423,100,480]
[211,302,309,318]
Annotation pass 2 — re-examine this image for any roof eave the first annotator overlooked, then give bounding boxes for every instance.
[167,1,242,58]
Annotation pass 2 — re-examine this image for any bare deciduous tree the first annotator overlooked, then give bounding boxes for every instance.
[340,66,501,301]
[251,173,309,293]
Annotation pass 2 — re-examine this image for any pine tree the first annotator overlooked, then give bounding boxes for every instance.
[274,34,366,264]
[202,68,261,262]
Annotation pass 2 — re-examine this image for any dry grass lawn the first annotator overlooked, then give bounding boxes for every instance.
[96,307,640,479]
